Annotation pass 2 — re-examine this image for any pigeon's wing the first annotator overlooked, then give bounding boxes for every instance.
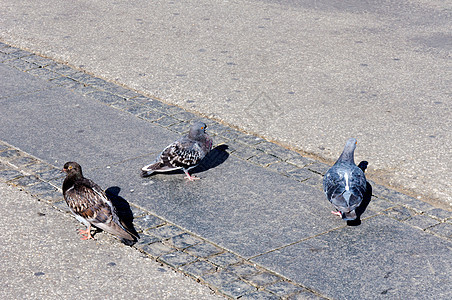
[323,167,345,204]
[348,167,367,207]
[64,179,136,242]
[160,138,206,170]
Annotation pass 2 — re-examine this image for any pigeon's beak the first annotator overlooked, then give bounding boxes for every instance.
[62,168,67,173]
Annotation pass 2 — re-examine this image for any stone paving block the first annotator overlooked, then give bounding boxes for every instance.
[25,161,56,173]
[404,214,440,230]
[240,290,279,300]
[8,49,32,58]
[128,205,145,218]
[231,146,262,160]
[254,215,452,299]
[383,205,417,221]
[172,111,198,121]
[219,279,256,299]
[130,95,153,105]
[286,156,315,168]
[306,162,330,175]
[302,174,324,189]
[0,45,20,54]
[9,156,39,168]
[45,63,78,76]
[138,110,166,122]
[248,153,282,167]
[141,98,170,111]
[167,233,203,250]
[153,115,181,127]
[26,67,60,80]
[4,58,36,71]
[427,223,452,238]
[0,162,10,171]
[266,161,299,175]
[208,252,242,268]
[23,55,57,67]
[23,181,57,196]
[133,234,161,249]
[10,175,41,186]
[70,83,99,95]
[202,270,240,288]
[287,168,316,182]
[180,260,218,278]
[49,76,80,87]
[426,208,452,221]
[265,281,304,297]
[234,133,264,146]
[87,90,125,104]
[397,195,435,213]
[185,242,223,258]
[0,52,10,62]
[156,104,187,116]
[140,241,174,257]
[133,214,166,231]
[205,122,231,136]
[365,196,395,212]
[36,168,64,181]
[101,84,139,99]
[0,149,21,158]
[160,250,198,268]
[242,272,281,287]
[287,290,325,300]
[145,224,185,240]
[0,170,23,181]
[256,142,300,160]
[226,263,260,277]
[168,121,190,133]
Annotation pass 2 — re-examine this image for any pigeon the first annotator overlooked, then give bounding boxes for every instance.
[323,138,367,221]
[141,121,213,180]
[62,162,137,245]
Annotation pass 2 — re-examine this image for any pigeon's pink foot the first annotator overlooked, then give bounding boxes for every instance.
[184,174,200,181]
[78,227,94,240]
[331,210,342,217]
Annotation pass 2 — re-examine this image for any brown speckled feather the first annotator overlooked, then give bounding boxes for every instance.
[62,162,137,245]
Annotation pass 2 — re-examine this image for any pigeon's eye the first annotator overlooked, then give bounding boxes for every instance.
[68,165,73,170]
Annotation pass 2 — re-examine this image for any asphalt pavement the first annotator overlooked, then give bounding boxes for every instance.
[1,0,451,208]
[1,45,451,299]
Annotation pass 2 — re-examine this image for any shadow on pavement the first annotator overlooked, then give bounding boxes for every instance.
[347,161,372,226]
[105,186,140,242]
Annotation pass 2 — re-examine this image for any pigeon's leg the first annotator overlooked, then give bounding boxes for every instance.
[331,210,342,217]
[78,224,94,240]
[183,170,200,181]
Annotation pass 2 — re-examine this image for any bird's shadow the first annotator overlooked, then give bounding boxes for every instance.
[192,144,230,174]
[105,186,140,242]
[347,161,373,226]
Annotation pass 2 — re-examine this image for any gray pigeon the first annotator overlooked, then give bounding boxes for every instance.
[62,162,137,245]
[323,138,367,220]
[141,121,213,180]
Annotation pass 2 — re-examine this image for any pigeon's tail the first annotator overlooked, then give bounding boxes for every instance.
[342,210,357,221]
[141,162,160,177]
[96,221,138,246]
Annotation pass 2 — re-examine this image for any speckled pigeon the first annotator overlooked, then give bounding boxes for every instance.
[62,162,137,245]
[141,121,213,180]
[323,138,367,220]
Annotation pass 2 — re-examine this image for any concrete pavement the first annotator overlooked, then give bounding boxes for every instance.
[1,46,451,299]
[1,0,451,208]
[0,181,224,300]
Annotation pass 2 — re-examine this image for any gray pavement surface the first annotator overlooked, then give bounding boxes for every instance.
[1,46,452,299]
[1,0,451,209]
[0,181,223,300]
